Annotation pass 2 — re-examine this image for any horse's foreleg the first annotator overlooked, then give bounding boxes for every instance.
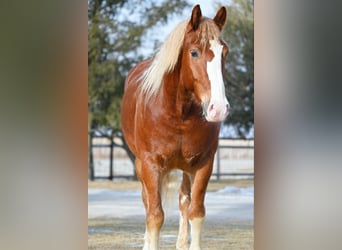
[176,173,192,250]
[141,161,164,250]
[188,163,213,250]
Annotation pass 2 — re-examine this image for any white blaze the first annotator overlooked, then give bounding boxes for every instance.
[206,40,229,122]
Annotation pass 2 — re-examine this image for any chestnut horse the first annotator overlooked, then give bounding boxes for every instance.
[121,5,229,250]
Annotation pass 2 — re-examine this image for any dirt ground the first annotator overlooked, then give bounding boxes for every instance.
[88,218,253,250]
[88,179,254,250]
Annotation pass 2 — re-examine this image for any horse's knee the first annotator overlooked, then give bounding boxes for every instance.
[147,206,164,229]
[188,203,205,220]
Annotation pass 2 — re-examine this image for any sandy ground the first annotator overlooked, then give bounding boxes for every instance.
[88,179,254,250]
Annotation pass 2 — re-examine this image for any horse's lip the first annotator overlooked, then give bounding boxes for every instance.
[204,115,227,123]
[203,109,228,122]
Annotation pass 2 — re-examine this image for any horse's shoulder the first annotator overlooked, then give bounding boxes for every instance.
[125,58,153,89]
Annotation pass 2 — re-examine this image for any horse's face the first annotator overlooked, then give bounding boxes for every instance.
[181,6,230,122]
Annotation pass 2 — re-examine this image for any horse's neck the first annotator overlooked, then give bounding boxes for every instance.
[159,71,200,120]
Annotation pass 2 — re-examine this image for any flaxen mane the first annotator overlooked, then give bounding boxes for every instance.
[141,18,221,99]
[140,20,187,99]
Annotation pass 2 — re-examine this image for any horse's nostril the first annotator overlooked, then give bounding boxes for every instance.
[209,104,215,111]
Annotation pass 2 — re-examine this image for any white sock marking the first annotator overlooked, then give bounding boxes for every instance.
[189,217,204,250]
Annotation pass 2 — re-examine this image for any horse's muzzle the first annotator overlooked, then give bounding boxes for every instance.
[204,102,230,122]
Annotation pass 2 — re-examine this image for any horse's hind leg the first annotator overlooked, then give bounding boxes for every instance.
[188,163,213,250]
[176,172,191,250]
[140,160,164,250]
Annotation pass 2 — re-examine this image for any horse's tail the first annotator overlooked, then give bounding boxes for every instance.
[162,170,182,211]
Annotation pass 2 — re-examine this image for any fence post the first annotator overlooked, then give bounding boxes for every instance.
[109,136,114,180]
[88,131,94,181]
[216,146,221,180]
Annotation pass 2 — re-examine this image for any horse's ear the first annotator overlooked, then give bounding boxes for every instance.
[190,4,202,31]
[213,6,227,30]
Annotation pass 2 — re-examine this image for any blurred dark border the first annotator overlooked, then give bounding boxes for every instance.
[255,1,342,249]
[0,1,87,249]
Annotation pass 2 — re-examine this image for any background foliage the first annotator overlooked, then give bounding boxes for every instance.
[221,0,254,137]
[88,0,188,133]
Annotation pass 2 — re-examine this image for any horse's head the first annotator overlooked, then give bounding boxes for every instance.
[181,5,230,122]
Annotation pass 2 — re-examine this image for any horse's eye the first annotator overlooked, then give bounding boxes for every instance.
[190,50,199,58]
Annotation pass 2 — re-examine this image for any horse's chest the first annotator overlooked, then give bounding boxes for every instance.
[139,111,220,166]
[180,132,215,155]
[173,125,219,167]
[179,131,201,147]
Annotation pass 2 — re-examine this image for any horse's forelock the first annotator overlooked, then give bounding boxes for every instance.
[198,18,221,48]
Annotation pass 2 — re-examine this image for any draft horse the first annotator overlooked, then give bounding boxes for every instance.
[121,5,229,250]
